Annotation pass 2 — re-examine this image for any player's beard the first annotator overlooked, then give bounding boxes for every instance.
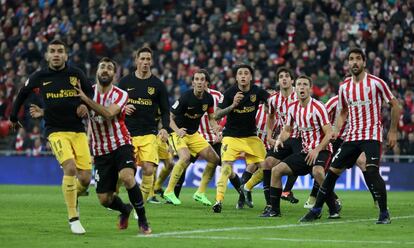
[351,65,364,76]
[98,75,113,86]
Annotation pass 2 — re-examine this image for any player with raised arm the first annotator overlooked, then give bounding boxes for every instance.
[75,57,151,234]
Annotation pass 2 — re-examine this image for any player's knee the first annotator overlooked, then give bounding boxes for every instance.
[119,171,135,188]
[142,163,154,175]
[265,157,279,170]
[356,156,366,171]
[211,152,220,164]
[98,194,113,207]
[62,160,77,176]
[77,170,91,186]
[246,163,257,172]
[271,165,283,178]
[180,154,191,165]
[312,167,325,183]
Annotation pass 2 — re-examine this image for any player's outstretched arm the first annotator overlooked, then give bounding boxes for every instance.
[74,83,120,119]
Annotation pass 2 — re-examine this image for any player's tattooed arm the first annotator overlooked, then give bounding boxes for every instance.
[215,92,244,119]
[215,106,233,120]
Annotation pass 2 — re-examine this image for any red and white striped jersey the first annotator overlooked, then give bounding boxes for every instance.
[198,88,223,142]
[325,95,348,140]
[256,103,270,149]
[287,98,332,153]
[89,85,131,156]
[338,73,395,142]
[268,89,300,138]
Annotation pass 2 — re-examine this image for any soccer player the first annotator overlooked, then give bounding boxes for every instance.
[10,39,93,234]
[212,64,269,213]
[304,95,375,208]
[163,69,221,205]
[238,100,273,209]
[260,67,301,217]
[300,47,400,224]
[74,57,151,234]
[194,77,243,207]
[118,47,170,201]
[264,75,339,218]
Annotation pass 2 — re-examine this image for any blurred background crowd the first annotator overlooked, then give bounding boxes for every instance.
[0,0,413,157]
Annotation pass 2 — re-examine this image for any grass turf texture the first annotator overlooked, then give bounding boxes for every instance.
[1,185,413,248]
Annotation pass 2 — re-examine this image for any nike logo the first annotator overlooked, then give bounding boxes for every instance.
[127,88,135,91]
[43,81,52,86]
[126,160,134,164]
[371,157,379,160]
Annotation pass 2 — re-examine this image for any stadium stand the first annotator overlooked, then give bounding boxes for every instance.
[0,0,413,157]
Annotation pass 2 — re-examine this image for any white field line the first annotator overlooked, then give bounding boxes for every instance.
[139,215,414,238]
[160,235,414,245]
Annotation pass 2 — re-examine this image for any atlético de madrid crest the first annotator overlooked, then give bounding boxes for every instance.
[69,76,78,86]
[148,87,155,95]
[250,94,256,103]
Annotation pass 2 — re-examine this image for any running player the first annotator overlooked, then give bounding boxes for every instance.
[75,57,151,234]
[10,39,93,234]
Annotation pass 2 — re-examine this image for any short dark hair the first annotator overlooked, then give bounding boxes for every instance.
[295,75,313,86]
[276,67,294,80]
[192,69,211,83]
[234,64,254,76]
[98,57,117,72]
[47,39,67,52]
[135,46,153,58]
[347,47,366,61]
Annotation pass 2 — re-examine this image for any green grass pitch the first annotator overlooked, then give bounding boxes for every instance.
[0,185,413,248]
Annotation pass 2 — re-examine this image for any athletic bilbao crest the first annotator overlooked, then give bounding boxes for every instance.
[69,76,78,86]
[202,104,208,111]
[147,87,155,95]
[250,94,256,102]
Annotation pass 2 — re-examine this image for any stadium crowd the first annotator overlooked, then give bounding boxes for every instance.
[0,0,413,156]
